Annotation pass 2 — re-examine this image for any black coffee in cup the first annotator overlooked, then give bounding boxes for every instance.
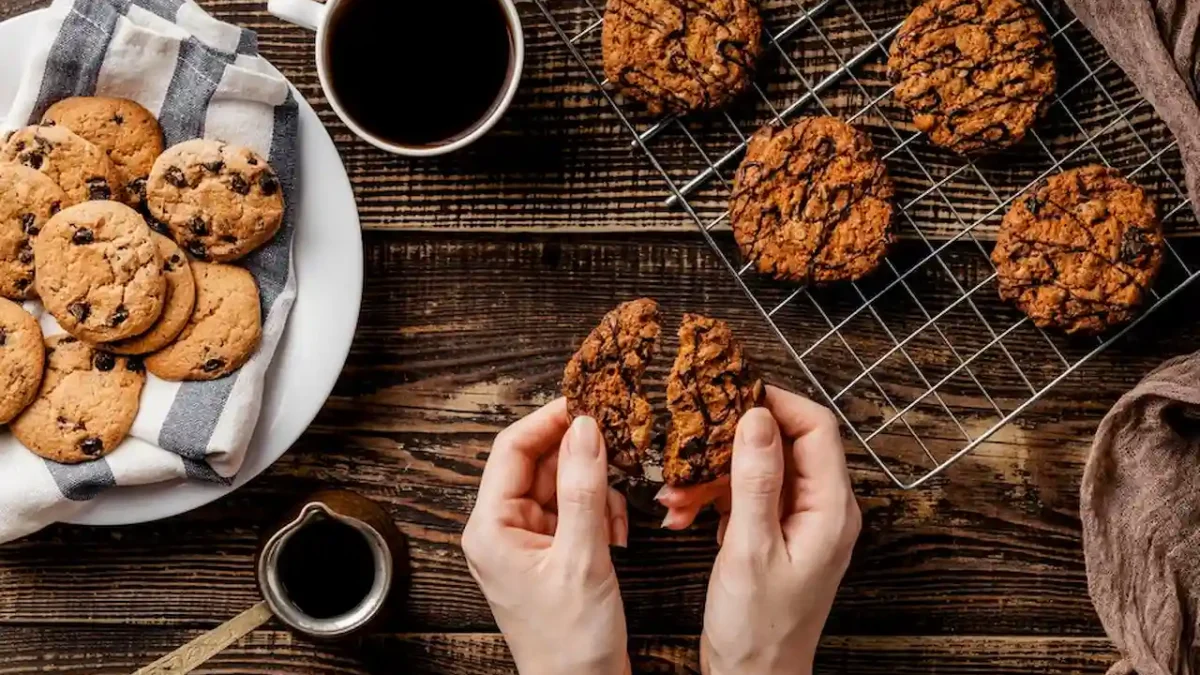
[324,0,514,148]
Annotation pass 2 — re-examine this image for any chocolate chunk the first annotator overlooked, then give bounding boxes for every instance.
[125,356,145,373]
[128,177,147,201]
[13,140,24,151]
[20,213,37,235]
[220,234,237,243]
[72,228,94,245]
[203,160,224,173]
[111,113,124,125]
[79,437,104,456]
[110,305,128,326]
[258,172,279,196]
[49,201,61,215]
[14,277,30,291]
[1024,194,1043,216]
[87,177,111,201]
[21,151,43,169]
[186,240,207,259]
[147,218,170,235]
[246,156,258,166]
[68,302,90,322]
[202,358,226,373]
[188,216,209,236]
[164,166,188,188]
[229,173,250,195]
[93,351,115,371]
[0,328,7,346]
[17,242,33,264]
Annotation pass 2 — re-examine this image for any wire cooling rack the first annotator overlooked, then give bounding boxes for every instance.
[533,0,1200,488]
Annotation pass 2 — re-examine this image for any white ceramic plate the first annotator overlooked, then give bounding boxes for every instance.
[0,10,363,525]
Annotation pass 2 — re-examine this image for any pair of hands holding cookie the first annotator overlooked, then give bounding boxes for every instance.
[462,386,861,675]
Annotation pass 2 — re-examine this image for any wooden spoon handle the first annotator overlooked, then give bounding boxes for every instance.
[132,601,273,675]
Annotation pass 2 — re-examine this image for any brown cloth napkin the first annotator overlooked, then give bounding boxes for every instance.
[1067,2,1200,674]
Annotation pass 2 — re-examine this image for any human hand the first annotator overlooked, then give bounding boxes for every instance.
[462,398,632,675]
[658,386,861,675]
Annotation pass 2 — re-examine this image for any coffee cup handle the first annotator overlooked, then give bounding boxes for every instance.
[268,0,326,31]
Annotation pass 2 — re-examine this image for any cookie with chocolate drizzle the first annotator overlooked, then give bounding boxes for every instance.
[888,0,1057,155]
[601,0,763,115]
[730,116,895,284]
[992,165,1162,335]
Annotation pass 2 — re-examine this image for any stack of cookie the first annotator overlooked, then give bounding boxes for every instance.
[0,96,284,465]
[603,0,1166,337]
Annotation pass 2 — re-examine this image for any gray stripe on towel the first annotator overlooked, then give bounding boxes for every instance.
[44,458,116,501]
[28,0,128,122]
[242,90,298,310]
[156,36,228,145]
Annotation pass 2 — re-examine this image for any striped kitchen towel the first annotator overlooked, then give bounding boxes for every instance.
[0,0,298,543]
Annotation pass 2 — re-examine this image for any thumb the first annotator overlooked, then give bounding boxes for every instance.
[552,416,611,555]
[726,408,784,545]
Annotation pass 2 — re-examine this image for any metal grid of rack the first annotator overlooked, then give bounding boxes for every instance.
[533,0,1199,488]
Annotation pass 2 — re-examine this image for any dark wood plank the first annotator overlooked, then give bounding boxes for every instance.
[0,628,1117,674]
[0,0,1190,235]
[4,233,1197,636]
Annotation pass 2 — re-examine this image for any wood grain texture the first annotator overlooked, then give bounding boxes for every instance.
[0,628,1120,674]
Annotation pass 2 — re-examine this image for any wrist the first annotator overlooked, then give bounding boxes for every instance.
[700,633,814,675]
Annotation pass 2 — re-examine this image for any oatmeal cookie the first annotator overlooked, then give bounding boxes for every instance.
[0,125,124,206]
[10,334,145,463]
[144,262,261,380]
[888,0,1057,154]
[42,97,164,209]
[663,313,763,486]
[730,116,895,284]
[562,298,661,476]
[992,165,1162,335]
[146,139,284,262]
[0,298,44,424]
[0,163,66,299]
[602,0,763,115]
[34,201,166,343]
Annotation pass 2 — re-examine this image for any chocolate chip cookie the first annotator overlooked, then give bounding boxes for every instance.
[11,335,144,463]
[730,117,895,284]
[0,298,45,424]
[663,313,763,486]
[888,0,1057,155]
[42,97,164,209]
[107,233,196,355]
[0,125,124,206]
[0,163,66,299]
[602,0,763,115]
[145,262,261,380]
[992,165,1163,335]
[562,298,661,476]
[146,140,284,262]
[34,201,166,343]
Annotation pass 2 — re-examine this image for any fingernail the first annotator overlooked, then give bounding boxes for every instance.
[738,408,777,448]
[612,517,628,548]
[568,416,602,459]
[661,511,684,530]
[654,485,670,502]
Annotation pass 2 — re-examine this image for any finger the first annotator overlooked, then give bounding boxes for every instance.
[607,487,629,548]
[764,386,851,509]
[661,503,703,530]
[717,515,729,545]
[654,476,729,509]
[726,407,785,544]
[531,452,559,506]
[551,416,611,556]
[763,386,840,438]
[478,399,571,504]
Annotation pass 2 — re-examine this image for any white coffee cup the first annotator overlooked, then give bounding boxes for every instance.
[268,0,525,157]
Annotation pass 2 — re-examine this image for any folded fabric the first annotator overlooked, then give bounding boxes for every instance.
[1068,3,1200,672]
[0,0,298,543]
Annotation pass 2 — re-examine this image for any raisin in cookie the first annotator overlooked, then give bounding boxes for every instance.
[0,163,66,299]
[0,298,45,424]
[146,139,283,262]
[34,201,166,343]
[992,165,1163,335]
[42,97,164,209]
[1,125,124,206]
[602,0,763,115]
[11,335,145,463]
[730,117,895,284]
[663,313,763,486]
[888,0,1057,155]
[562,298,661,476]
[107,233,196,355]
[145,262,261,380]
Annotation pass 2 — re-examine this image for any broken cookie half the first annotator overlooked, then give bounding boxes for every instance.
[562,299,764,486]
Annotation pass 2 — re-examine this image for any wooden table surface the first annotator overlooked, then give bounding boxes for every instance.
[1,0,1197,672]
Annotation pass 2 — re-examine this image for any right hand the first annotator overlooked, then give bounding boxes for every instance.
[660,386,861,675]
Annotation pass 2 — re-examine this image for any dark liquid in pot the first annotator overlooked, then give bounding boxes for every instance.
[278,517,376,619]
[325,0,514,147]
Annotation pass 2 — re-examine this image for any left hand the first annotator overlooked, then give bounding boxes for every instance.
[462,398,632,675]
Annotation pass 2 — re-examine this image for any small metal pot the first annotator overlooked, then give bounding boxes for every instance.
[256,490,409,639]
